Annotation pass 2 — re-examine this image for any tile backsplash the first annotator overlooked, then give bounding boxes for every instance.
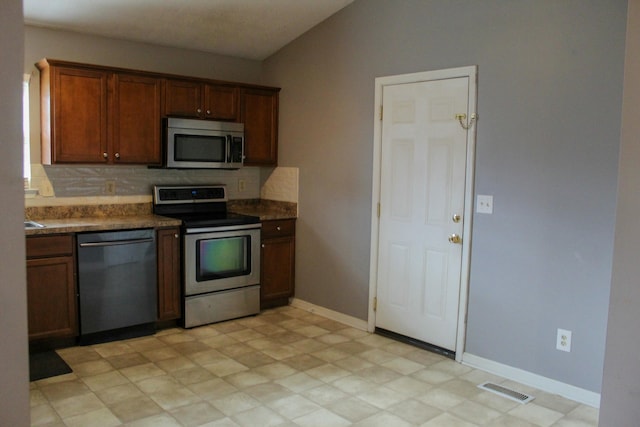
[26,165,300,209]
[28,164,261,200]
[260,167,299,203]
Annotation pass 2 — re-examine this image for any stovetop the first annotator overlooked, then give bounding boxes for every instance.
[153,184,259,228]
[176,212,260,228]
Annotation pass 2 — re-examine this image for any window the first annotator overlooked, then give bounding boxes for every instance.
[23,73,31,188]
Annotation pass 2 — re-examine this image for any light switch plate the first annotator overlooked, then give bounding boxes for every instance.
[477,195,493,214]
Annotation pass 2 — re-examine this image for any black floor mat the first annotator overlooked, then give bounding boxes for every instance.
[29,350,72,382]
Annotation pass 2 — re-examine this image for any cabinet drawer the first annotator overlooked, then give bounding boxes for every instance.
[26,234,74,258]
[261,219,295,239]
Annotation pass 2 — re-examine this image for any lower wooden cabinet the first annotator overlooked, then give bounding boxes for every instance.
[26,227,183,342]
[260,219,295,309]
[156,227,182,321]
[26,234,77,340]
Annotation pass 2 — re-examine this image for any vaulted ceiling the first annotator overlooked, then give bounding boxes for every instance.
[23,0,355,60]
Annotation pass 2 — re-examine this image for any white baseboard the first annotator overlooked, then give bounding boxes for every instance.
[289,298,368,331]
[462,352,601,408]
[287,301,600,408]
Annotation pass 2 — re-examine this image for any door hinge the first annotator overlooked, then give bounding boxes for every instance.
[379,105,383,121]
[377,203,381,218]
[373,297,377,312]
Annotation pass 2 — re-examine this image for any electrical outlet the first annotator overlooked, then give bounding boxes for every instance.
[105,180,116,195]
[238,179,246,192]
[476,195,493,214]
[556,328,572,352]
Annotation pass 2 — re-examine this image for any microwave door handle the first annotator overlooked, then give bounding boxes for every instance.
[226,135,231,163]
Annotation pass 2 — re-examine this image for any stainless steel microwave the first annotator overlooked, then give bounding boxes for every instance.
[163,118,244,169]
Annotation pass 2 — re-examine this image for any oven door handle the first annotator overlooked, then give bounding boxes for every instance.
[185,223,261,234]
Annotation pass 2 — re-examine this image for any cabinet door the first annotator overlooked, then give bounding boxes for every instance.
[261,220,295,309]
[261,237,295,307]
[27,256,77,340]
[50,66,109,163]
[241,88,279,166]
[164,79,203,118]
[204,84,238,120]
[157,228,182,321]
[111,73,163,164]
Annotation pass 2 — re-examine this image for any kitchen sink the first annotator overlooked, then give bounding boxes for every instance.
[24,220,45,229]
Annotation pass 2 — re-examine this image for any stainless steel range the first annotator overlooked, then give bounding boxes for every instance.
[153,185,261,328]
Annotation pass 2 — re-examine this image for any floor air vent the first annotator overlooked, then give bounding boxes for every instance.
[477,382,535,404]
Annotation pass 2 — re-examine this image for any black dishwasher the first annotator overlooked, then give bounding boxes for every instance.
[77,229,157,340]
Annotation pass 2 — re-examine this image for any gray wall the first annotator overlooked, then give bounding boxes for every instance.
[0,0,30,425]
[25,26,262,83]
[263,0,626,393]
[600,0,640,424]
[25,26,265,198]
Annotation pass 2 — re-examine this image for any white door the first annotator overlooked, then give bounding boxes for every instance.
[374,73,473,352]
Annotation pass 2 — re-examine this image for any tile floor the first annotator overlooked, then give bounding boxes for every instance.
[30,306,599,426]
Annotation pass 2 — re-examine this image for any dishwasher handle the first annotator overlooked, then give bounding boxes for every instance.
[79,237,154,248]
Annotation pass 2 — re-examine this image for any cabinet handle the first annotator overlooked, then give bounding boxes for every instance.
[276,226,281,231]
[103,152,108,159]
[114,152,120,159]
[261,244,265,248]
[206,110,211,115]
[174,234,179,238]
[197,108,202,113]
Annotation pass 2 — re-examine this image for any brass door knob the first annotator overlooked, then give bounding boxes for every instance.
[448,234,462,244]
[452,214,461,223]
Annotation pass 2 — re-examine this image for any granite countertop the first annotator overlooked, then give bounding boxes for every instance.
[24,199,296,236]
[25,215,182,236]
[228,199,297,221]
[24,203,181,236]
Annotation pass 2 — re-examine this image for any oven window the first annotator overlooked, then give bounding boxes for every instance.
[196,236,250,281]
[175,134,225,162]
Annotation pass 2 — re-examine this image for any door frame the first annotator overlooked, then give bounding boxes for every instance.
[368,66,478,362]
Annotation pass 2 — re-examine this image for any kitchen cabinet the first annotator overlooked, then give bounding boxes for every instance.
[260,219,295,309]
[241,88,279,166]
[26,234,77,340]
[37,58,280,166]
[110,73,163,164]
[38,63,109,164]
[156,227,182,321]
[164,79,238,121]
[37,59,162,165]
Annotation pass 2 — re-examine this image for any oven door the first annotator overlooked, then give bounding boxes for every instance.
[184,224,260,296]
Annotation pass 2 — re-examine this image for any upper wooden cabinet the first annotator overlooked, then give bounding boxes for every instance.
[111,73,163,164]
[39,64,109,164]
[37,59,163,165]
[241,88,279,166]
[37,59,280,166]
[164,79,238,121]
